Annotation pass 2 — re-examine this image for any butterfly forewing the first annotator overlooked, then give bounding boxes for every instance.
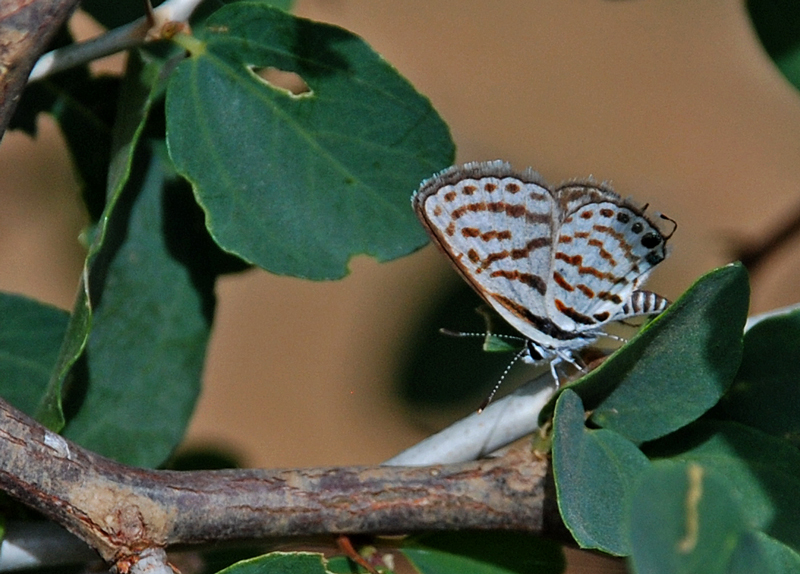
[413,162,558,329]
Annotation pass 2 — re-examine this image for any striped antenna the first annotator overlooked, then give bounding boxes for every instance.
[477,347,528,413]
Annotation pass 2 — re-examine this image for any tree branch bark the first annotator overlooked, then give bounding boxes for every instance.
[0,397,566,570]
[0,0,79,137]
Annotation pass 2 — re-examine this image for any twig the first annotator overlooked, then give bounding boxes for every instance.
[27,0,204,83]
[385,373,554,466]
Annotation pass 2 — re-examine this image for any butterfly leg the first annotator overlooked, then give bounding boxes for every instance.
[548,358,563,388]
[548,349,589,388]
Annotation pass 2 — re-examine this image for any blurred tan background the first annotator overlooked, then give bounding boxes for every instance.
[1,2,799,567]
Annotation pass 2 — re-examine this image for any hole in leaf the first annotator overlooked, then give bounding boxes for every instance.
[252,66,312,97]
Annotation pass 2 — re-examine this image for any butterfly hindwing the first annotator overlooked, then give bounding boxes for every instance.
[546,185,668,332]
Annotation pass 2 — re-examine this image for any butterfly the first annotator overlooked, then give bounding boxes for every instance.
[412,160,674,394]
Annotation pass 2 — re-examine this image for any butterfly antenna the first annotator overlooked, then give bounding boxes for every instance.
[439,329,526,342]
[659,212,678,239]
[477,347,528,413]
[439,328,485,338]
[600,331,628,343]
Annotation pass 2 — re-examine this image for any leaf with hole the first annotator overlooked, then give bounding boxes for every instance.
[166,4,455,279]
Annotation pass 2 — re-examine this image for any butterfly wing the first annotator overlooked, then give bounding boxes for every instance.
[546,182,669,333]
[413,161,580,347]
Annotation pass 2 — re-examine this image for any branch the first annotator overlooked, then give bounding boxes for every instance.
[0,0,80,136]
[27,0,204,83]
[386,373,554,465]
[0,397,564,571]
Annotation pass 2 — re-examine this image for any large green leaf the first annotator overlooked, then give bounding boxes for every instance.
[34,52,229,467]
[627,460,746,574]
[60,143,213,467]
[0,294,69,415]
[166,3,455,279]
[36,51,159,431]
[35,51,163,430]
[401,532,564,574]
[629,461,800,573]
[714,307,800,445]
[551,390,650,555]
[542,264,749,443]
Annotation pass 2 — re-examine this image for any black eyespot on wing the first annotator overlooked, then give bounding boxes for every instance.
[631,222,644,234]
[641,232,662,249]
[617,212,630,224]
[646,251,665,265]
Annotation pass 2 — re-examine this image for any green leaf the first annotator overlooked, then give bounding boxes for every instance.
[727,532,800,574]
[645,420,800,554]
[551,390,650,555]
[191,0,296,25]
[746,0,800,91]
[402,532,565,574]
[219,552,332,574]
[628,460,746,574]
[60,144,213,467]
[483,334,521,353]
[714,307,800,445]
[543,264,749,444]
[35,51,164,430]
[166,3,455,279]
[0,294,69,416]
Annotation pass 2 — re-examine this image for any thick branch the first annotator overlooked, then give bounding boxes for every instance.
[0,0,79,137]
[0,397,564,567]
